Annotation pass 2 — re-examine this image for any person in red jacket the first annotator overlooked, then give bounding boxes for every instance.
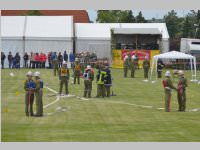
[34,53,40,69]
[39,53,43,68]
[42,53,47,68]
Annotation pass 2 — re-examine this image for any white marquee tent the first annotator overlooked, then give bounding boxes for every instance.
[150,51,197,81]
[75,23,120,60]
[1,16,73,68]
[75,23,170,61]
[25,16,73,54]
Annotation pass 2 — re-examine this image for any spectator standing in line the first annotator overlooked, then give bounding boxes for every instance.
[48,52,52,69]
[69,52,75,70]
[58,52,63,68]
[1,52,6,69]
[23,52,29,68]
[63,51,68,62]
[15,52,21,69]
[34,53,40,69]
[8,51,13,69]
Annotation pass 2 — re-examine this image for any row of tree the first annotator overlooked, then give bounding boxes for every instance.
[96,10,200,39]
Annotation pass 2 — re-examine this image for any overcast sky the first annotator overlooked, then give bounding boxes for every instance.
[87,10,191,22]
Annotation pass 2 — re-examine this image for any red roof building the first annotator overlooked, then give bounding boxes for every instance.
[1,10,90,23]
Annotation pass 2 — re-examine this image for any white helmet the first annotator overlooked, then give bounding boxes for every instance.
[34,71,40,77]
[87,65,91,69]
[63,61,67,65]
[131,55,136,60]
[26,71,33,76]
[165,71,171,77]
[178,70,184,75]
[124,55,128,60]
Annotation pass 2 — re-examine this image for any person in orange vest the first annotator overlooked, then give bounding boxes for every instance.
[74,58,81,84]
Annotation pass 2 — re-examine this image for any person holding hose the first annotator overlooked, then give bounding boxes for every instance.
[24,71,36,116]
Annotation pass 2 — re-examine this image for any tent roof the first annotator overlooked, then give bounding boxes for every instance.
[153,51,195,59]
[113,28,161,35]
[1,16,25,39]
[75,23,169,39]
[25,16,73,40]
[75,23,120,39]
[1,16,73,40]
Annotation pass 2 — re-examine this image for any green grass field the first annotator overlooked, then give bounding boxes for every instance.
[1,68,200,142]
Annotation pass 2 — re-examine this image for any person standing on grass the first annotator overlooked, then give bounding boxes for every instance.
[177,70,188,112]
[104,66,112,97]
[23,52,29,68]
[58,61,70,95]
[162,71,177,112]
[130,55,137,78]
[24,71,36,117]
[8,51,13,69]
[1,52,6,69]
[83,65,94,98]
[123,55,129,78]
[96,65,107,98]
[74,58,81,84]
[34,71,44,117]
[142,56,150,80]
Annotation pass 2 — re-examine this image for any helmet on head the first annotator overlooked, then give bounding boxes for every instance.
[178,70,184,75]
[124,55,128,60]
[87,65,91,69]
[26,71,33,76]
[165,71,171,77]
[131,55,136,60]
[34,71,40,77]
[63,61,67,65]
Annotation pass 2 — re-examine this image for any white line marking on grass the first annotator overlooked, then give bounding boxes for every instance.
[43,96,60,109]
[44,86,58,94]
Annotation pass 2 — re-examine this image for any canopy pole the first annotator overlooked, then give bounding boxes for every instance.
[150,56,155,81]
[155,57,158,80]
[190,58,194,81]
[193,57,197,81]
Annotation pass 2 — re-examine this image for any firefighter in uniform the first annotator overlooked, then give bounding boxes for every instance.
[162,71,177,112]
[96,65,107,98]
[83,65,94,98]
[157,59,165,78]
[34,71,44,117]
[177,70,188,112]
[58,61,70,95]
[24,71,36,116]
[143,56,150,79]
[130,55,137,78]
[104,66,112,97]
[123,55,129,77]
[74,58,81,84]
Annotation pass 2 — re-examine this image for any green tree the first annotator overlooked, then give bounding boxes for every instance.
[26,10,42,16]
[96,10,136,23]
[136,11,147,23]
[182,15,191,38]
[164,10,181,38]
[195,10,200,38]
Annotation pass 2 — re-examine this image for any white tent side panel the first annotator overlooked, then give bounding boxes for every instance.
[161,39,169,53]
[25,39,73,54]
[2,39,24,68]
[76,39,111,59]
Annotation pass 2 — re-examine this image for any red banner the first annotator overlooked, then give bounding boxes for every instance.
[122,50,150,60]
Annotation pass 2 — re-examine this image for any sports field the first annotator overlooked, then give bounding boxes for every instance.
[1,68,200,142]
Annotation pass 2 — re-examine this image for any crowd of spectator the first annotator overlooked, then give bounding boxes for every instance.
[1,51,98,69]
